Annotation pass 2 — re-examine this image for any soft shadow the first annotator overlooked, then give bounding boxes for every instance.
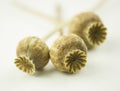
[62,71,80,76]
[88,47,97,52]
[31,61,100,77]
[33,67,80,77]
[33,67,57,77]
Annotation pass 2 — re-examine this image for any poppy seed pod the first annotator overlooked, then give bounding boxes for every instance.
[68,12,107,49]
[50,34,87,73]
[14,36,49,74]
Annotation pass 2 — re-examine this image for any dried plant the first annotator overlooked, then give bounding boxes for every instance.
[68,12,107,49]
[14,36,49,74]
[50,34,87,73]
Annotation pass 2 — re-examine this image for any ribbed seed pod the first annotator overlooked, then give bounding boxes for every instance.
[14,36,49,74]
[50,34,87,73]
[68,12,107,49]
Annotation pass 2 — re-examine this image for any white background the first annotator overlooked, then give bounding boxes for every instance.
[0,0,120,91]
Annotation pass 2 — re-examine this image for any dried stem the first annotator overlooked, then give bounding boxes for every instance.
[13,0,106,41]
[55,4,63,36]
[90,0,106,11]
[42,22,68,41]
[13,1,58,23]
[43,0,107,40]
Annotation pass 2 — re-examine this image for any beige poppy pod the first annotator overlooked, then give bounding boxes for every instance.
[68,12,107,49]
[14,36,49,74]
[50,34,87,73]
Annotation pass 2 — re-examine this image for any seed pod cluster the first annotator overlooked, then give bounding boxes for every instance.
[68,12,107,49]
[14,36,49,74]
[14,12,107,74]
[50,34,87,73]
